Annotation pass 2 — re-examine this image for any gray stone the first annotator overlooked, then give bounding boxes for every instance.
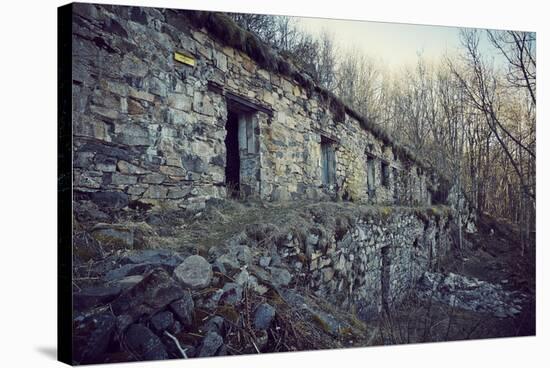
[253,303,276,330]
[122,249,184,267]
[141,173,165,184]
[117,160,148,174]
[74,200,110,223]
[311,309,343,336]
[74,285,122,310]
[142,185,168,199]
[150,311,174,333]
[270,267,292,288]
[115,314,133,334]
[259,256,271,267]
[219,282,243,305]
[322,268,335,282]
[111,172,138,185]
[104,263,157,282]
[200,315,225,335]
[110,275,144,290]
[173,255,213,289]
[125,324,168,361]
[197,331,223,357]
[90,191,128,209]
[306,233,319,246]
[203,289,224,310]
[169,291,195,327]
[91,223,134,249]
[111,268,185,320]
[216,254,240,271]
[116,124,151,146]
[235,269,250,286]
[74,311,116,364]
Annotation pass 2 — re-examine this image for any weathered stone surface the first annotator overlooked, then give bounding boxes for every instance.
[418,272,526,318]
[253,303,276,330]
[259,256,271,267]
[103,250,183,282]
[90,191,128,209]
[125,324,168,361]
[74,285,121,310]
[72,3,449,214]
[270,267,292,288]
[111,268,185,320]
[173,255,213,289]
[117,160,148,174]
[91,224,134,249]
[169,290,195,327]
[150,311,175,333]
[219,282,243,305]
[216,254,239,271]
[122,249,184,267]
[111,172,138,185]
[141,173,165,184]
[200,315,225,335]
[197,331,223,357]
[110,275,144,290]
[73,311,116,364]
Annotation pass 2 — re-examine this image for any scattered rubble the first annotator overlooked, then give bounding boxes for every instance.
[418,272,527,318]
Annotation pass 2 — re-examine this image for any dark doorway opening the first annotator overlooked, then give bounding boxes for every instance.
[225,110,240,198]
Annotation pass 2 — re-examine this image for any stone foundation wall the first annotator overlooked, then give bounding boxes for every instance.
[71,3,442,211]
[274,206,454,319]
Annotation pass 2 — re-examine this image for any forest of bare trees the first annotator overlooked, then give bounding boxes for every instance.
[229,13,536,253]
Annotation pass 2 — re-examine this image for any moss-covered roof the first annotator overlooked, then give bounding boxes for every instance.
[169,9,435,173]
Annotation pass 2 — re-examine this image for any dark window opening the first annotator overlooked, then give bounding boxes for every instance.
[225,110,240,198]
[321,137,336,186]
[366,155,375,196]
[381,162,390,187]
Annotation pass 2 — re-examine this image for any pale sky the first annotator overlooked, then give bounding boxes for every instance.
[297,16,501,71]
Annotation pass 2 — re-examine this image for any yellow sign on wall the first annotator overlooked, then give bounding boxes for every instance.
[174,51,195,66]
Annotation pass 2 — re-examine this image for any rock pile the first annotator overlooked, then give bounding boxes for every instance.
[417,272,527,318]
[72,245,293,364]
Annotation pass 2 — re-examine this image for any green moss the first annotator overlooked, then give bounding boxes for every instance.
[380,206,393,220]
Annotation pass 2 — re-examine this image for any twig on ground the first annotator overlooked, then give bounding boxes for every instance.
[164,331,188,359]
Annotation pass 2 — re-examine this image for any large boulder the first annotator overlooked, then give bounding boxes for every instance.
[74,285,121,310]
[111,268,185,321]
[125,324,168,361]
[169,290,195,327]
[103,249,184,282]
[173,255,213,289]
[73,311,116,364]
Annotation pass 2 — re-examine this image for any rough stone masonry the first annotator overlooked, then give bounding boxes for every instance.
[66,5,502,362]
[69,1,479,333]
[71,3,450,212]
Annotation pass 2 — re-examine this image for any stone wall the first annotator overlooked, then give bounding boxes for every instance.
[71,3,444,211]
[270,205,454,319]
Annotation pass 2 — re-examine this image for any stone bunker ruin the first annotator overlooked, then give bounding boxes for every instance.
[71,3,449,212]
[67,3,469,331]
